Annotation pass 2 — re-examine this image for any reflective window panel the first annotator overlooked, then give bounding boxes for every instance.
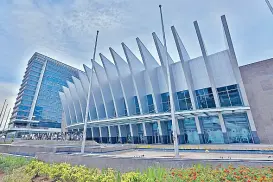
[223,113,253,143]
[181,118,200,144]
[195,87,216,109]
[176,90,192,111]
[217,84,243,107]
[199,116,224,144]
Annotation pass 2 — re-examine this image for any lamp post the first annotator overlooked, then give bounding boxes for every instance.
[158,5,179,158]
[81,31,99,154]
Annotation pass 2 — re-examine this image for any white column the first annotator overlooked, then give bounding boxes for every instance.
[171,26,204,143]
[194,21,228,143]
[221,15,259,143]
[28,60,47,120]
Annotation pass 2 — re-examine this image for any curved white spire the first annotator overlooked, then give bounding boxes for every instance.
[59,92,72,126]
[122,42,147,114]
[100,54,127,117]
[136,37,162,112]
[62,86,78,124]
[67,81,84,123]
[72,76,91,121]
[109,47,136,116]
[83,64,107,119]
[78,71,98,120]
[93,61,116,118]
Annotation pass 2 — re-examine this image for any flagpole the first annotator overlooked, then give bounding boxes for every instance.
[0,99,7,119]
[0,104,8,127]
[159,5,179,158]
[2,108,11,131]
[81,30,99,154]
[266,0,273,15]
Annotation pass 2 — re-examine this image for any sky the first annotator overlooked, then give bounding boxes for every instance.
[0,0,273,122]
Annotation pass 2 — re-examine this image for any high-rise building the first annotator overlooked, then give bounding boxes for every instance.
[9,52,80,136]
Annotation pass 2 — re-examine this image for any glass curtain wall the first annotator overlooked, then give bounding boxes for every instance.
[181,118,200,144]
[137,124,144,144]
[152,122,160,144]
[195,88,216,109]
[176,90,192,111]
[223,113,253,143]
[217,84,243,107]
[161,92,170,112]
[133,96,141,115]
[146,94,155,113]
[199,116,224,144]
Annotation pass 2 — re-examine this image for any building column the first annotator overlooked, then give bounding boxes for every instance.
[194,21,229,143]
[92,127,100,143]
[28,60,47,120]
[195,116,204,144]
[177,119,185,144]
[142,122,152,144]
[118,125,130,143]
[99,126,109,143]
[218,113,229,144]
[108,126,119,144]
[129,124,139,144]
[221,15,260,144]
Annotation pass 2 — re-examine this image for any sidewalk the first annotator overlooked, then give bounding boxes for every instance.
[137,144,273,151]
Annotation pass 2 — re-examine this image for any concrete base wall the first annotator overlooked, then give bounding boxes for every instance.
[240,58,273,144]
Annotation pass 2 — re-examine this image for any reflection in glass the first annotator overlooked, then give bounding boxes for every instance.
[181,118,200,144]
[224,113,253,143]
[217,84,243,107]
[195,87,216,109]
[200,116,224,144]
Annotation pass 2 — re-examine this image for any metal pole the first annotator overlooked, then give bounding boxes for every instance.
[0,104,8,127]
[2,108,11,131]
[81,30,99,154]
[0,99,7,119]
[159,5,179,158]
[266,0,273,15]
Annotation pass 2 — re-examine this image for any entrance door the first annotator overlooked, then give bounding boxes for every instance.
[152,130,160,144]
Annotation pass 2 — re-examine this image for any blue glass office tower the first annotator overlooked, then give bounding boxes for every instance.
[9,52,80,136]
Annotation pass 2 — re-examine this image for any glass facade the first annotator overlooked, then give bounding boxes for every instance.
[120,98,128,117]
[146,94,155,113]
[195,87,216,109]
[181,118,200,144]
[176,90,192,111]
[34,61,79,123]
[161,92,170,112]
[223,113,253,143]
[11,53,80,129]
[133,96,141,115]
[217,84,243,107]
[199,116,224,144]
[151,122,160,143]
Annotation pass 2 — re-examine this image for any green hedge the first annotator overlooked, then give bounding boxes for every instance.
[1,155,273,182]
[25,160,273,182]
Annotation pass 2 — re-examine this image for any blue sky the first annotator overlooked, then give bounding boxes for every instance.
[0,0,273,110]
